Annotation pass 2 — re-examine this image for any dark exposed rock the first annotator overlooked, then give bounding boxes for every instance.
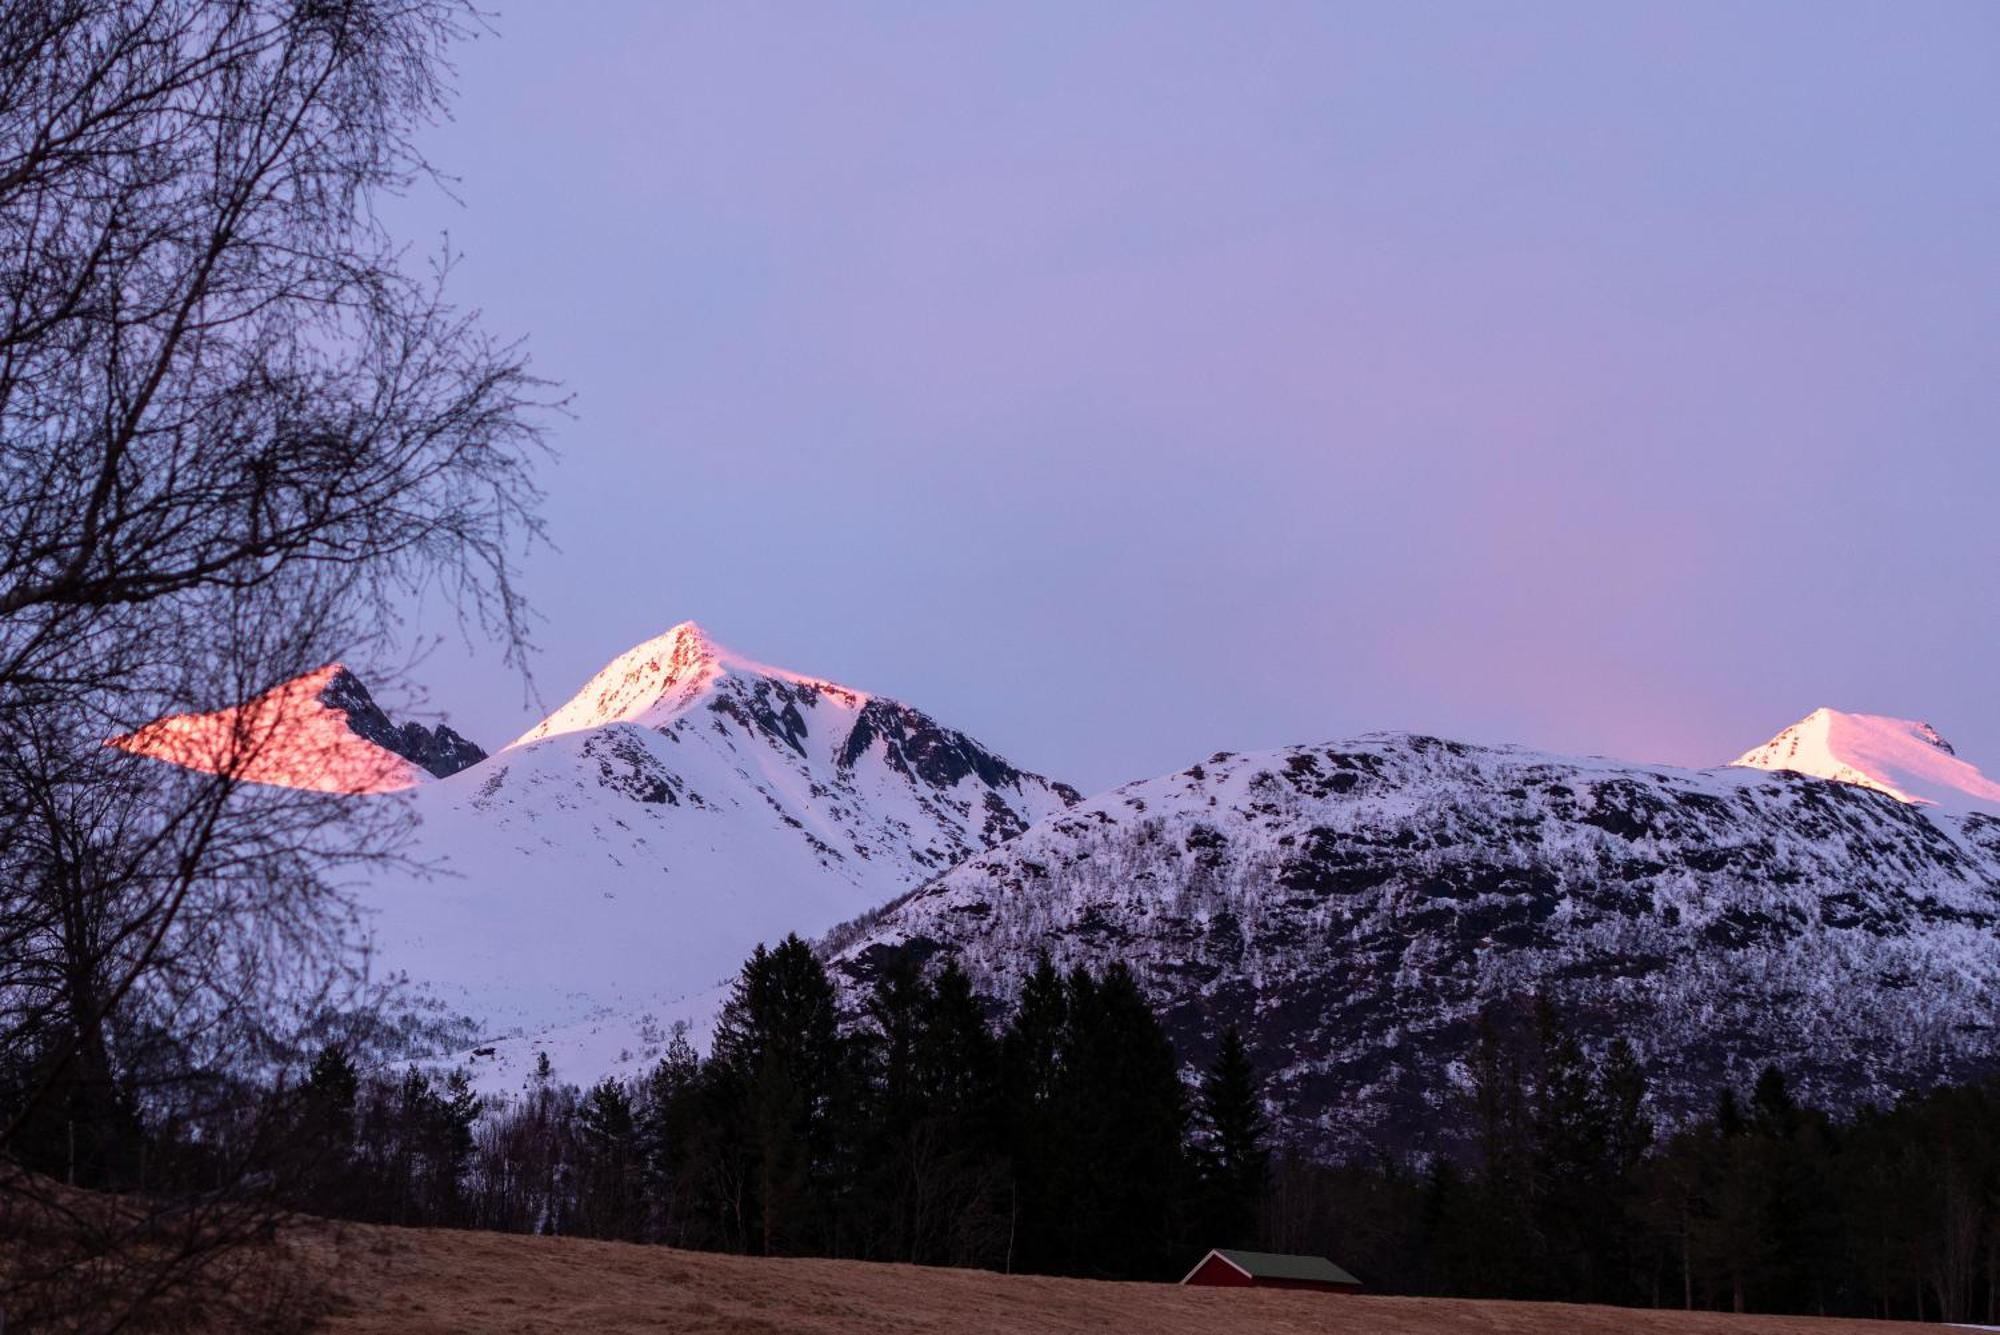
[838,697,1030,793]
[320,667,488,777]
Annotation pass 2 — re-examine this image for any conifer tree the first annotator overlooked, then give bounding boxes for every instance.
[296,1047,362,1211]
[1004,953,1068,1108]
[578,1078,639,1239]
[637,1028,703,1245]
[921,960,997,1123]
[302,1048,360,1150]
[711,935,849,1255]
[1192,1025,1268,1247]
[1467,1004,1535,1296]
[858,952,934,1259]
[1058,962,1188,1279]
[1000,952,1069,1272]
[1599,1038,1653,1178]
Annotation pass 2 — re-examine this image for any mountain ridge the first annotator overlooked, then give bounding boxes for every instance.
[826,728,2000,1155]
[108,631,2000,1130]
[112,663,486,794]
[350,624,1078,1077]
[1732,707,2000,815]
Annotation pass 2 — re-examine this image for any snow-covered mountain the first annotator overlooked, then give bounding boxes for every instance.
[1733,707,2000,815]
[112,663,485,794]
[825,729,2000,1156]
[121,644,2000,1138]
[359,622,1078,1081]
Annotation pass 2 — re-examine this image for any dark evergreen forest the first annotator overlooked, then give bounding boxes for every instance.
[13,937,2000,1323]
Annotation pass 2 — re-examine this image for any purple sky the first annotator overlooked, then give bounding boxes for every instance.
[384,3,2000,794]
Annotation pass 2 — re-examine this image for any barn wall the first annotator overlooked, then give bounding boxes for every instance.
[1182,1256,1253,1287]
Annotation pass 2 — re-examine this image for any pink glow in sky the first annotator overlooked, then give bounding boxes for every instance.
[375,4,2000,792]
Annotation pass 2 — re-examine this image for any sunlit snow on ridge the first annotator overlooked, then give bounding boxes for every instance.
[510,620,861,748]
[109,663,428,795]
[1732,707,2000,815]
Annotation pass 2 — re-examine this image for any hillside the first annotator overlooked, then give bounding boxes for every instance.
[308,1222,1923,1334]
[356,622,1078,1086]
[829,724,2000,1154]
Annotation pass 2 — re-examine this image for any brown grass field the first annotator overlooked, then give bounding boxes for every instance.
[304,1223,1932,1335]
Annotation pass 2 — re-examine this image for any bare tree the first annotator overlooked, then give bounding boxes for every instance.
[0,2,552,1327]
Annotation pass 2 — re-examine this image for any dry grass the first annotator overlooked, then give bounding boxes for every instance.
[0,1171,334,1333]
[305,1222,1927,1335]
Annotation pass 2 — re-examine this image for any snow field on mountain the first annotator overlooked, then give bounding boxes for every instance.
[356,622,1075,1051]
[1734,707,2000,814]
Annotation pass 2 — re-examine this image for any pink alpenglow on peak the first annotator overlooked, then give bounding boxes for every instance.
[509,620,860,747]
[110,665,429,795]
[1731,708,2000,815]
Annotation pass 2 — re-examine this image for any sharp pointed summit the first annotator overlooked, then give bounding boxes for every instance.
[511,621,840,746]
[1731,707,2000,815]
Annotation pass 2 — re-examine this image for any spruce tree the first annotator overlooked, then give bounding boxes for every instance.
[1004,953,1068,1108]
[1467,1004,1534,1296]
[296,1047,361,1212]
[1060,962,1188,1279]
[1000,952,1069,1274]
[859,952,933,1259]
[302,1048,360,1149]
[920,960,997,1123]
[578,1078,639,1239]
[711,935,849,1255]
[1193,1025,1268,1247]
[638,1029,703,1245]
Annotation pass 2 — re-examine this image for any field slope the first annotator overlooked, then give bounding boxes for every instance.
[312,1223,1925,1334]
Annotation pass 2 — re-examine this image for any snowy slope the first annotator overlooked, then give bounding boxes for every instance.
[362,622,1077,1086]
[1733,708,2000,815]
[826,732,2000,1156]
[111,664,484,794]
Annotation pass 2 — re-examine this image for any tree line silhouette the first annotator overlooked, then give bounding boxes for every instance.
[278,949,2000,1321]
[1264,997,2000,1323]
[17,933,2000,1321]
[275,936,1268,1280]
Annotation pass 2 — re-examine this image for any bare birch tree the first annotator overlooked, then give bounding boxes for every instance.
[0,2,551,1327]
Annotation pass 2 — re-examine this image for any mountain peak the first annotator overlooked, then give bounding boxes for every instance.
[1731,708,2000,814]
[112,664,437,794]
[510,621,861,748]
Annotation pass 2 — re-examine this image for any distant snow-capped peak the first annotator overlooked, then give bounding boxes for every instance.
[510,620,856,747]
[1731,707,2000,815]
[111,664,486,794]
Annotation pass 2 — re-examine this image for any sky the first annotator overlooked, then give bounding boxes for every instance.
[382,2,2000,795]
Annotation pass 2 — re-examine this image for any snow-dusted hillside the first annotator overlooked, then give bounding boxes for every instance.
[361,622,1077,1087]
[1734,708,2000,815]
[827,731,2000,1156]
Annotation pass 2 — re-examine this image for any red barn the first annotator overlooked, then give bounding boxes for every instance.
[1179,1248,1362,1293]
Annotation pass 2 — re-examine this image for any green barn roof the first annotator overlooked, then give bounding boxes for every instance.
[1194,1249,1362,1286]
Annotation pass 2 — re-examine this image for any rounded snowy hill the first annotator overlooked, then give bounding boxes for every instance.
[827,727,2000,1156]
[361,623,1078,1056]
